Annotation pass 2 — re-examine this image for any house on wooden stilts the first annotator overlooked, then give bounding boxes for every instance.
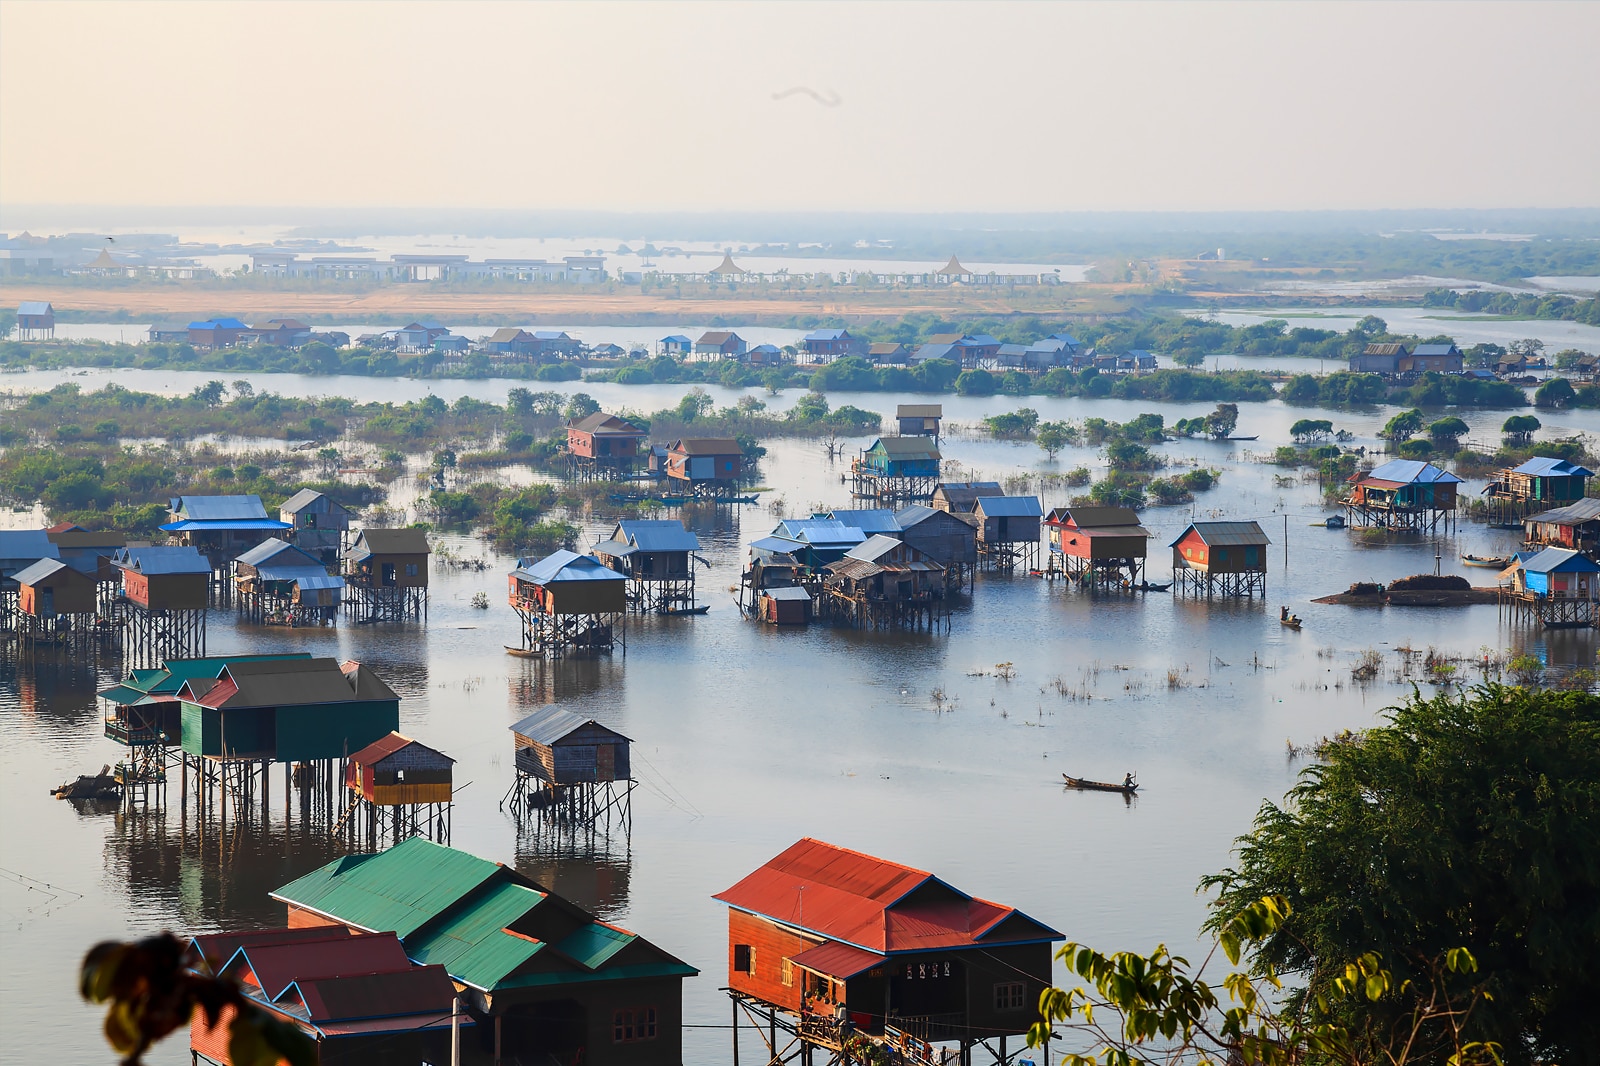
[0,529,59,636]
[339,731,454,847]
[930,481,1002,515]
[851,437,942,505]
[10,557,112,651]
[568,411,650,480]
[1170,521,1270,598]
[112,545,211,668]
[1500,547,1600,628]
[503,704,633,843]
[896,403,943,440]
[1343,459,1461,534]
[508,550,628,657]
[161,495,291,601]
[1044,506,1152,589]
[234,538,344,626]
[1524,497,1600,554]
[821,535,950,631]
[1483,457,1594,527]
[593,519,703,613]
[343,528,429,621]
[714,838,1063,1066]
[894,505,977,590]
[971,495,1042,571]
[664,438,744,500]
[278,489,353,564]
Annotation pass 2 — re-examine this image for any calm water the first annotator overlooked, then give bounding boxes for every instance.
[6,372,1600,1064]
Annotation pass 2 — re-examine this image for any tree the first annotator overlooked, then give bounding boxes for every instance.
[1282,375,1323,406]
[190,380,226,407]
[675,388,714,422]
[1205,685,1600,1064]
[1427,416,1468,450]
[1037,421,1073,460]
[1290,419,1334,443]
[789,391,830,423]
[1510,338,1546,358]
[1534,377,1575,408]
[1380,408,1425,441]
[983,408,1039,438]
[1502,414,1541,444]
[230,379,254,399]
[563,392,600,420]
[1203,403,1239,440]
[1353,315,1388,337]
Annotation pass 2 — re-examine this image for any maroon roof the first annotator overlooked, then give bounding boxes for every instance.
[187,926,353,975]
[225,931,412,998]
[713,838,1061,954]
[293,964,459,1023]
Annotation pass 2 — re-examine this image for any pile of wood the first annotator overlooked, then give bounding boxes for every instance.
[51,764,121,801]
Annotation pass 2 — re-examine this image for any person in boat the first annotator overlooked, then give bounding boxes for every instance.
[1123,772,1135,790]
[1280,605,1290,621]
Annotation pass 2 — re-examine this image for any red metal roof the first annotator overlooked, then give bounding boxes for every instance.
[713,838,1060,954]
[293,964,458,1024]
[790,940,883,979]
[348,731,413,766]
[225,931,412,999]
[187,926,353,975]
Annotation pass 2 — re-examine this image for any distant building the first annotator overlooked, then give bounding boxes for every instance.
[747,343,784,366]
[692,331,747,361]
[1401,343,1464,374]
[278,489,353,563]
[1350,342,1408,374]
[162,494,291,570]
[15,300,53,339]
[394,321,450,351]
[801,328,867,361]
[186,318,249,348]
[486,327,539,355]
[241,318,312,347]
[867,342,911,364]
[665,438,743,492]
[658,334,693,356]
[147,321,192,343]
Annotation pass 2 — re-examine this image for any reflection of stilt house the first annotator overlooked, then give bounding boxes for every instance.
[343,528,429,621]
[972,495,1042,571]
[1171,521,1270,598]
[1524,497,1600,553]
[1501,547,1600,628]
[235,538,344,626]
[10,558,110,650]
[1045,506,1151,589]
[161,495,292,599]
[1344,459,1461,534]
[340,732,454,847]
[505,705,633,841]
[508,550,627,657]
[568,411,649,480]
[272,836,698,1066]
[894,505,977,590]
[896,404,943,440]
[665,438,744,499]
[715,838,1063,1066]
[592,519,702,613]
[852,437,942,505]
[1483,457,1594,527]
[822,535,950,631]
[113,545,211,668]
[279,489,353,564]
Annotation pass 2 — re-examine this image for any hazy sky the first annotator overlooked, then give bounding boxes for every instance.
[3,1,1596,214]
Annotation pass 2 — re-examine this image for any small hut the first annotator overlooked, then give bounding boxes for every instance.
[15,557,97,616]
[1524,497,1600,553]
[16,300,55,339]
[852,437,942,504]
[161,495,291,572]
[1483,457,1595,525]
[46,524,126,583]
[972,495,1043,570]
[507,550,627,656]
[1170,521,1270,598]
[592,519,702,613]
[1344,459,1461,534]
[112,545,212,666]
[896,403,943,438]
[506,705,633,832]
[665,438,744,498]
[1503,547,1600,628]
[759,586,813,626]
[278,490,352,563]
[1045,506,1151,588]
[343,528,429,620]
[234,538,343,626]
[931,481,1002,515]
[768,518,866,567]
[344,732,454,845]
[822,535,949,630]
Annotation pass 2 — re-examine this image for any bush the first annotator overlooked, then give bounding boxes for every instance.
[1347,581,1385,596]
[1397,438,1434,458]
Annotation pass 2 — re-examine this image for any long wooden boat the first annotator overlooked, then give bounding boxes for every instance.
[1280,617,1303,630]
[1063,774,1137,794]
[663,605,711,616]
[1461,553,1510,568]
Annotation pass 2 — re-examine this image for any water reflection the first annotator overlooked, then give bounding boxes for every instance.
[515,847,633,921]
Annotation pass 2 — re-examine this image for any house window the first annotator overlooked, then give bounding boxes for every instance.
[613,1007,658,1042]
[994,982,1027,1012]
[734,944,755,974]
[405,563,419,577]
[781,958,793,987]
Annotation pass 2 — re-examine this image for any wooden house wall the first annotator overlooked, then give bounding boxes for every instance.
[548,580,628,615]
[353,552,429,589]
[18,568,97,615]
[181,704,275,758]
[496,973,686,1066]
[365,780,454,805]
[727,910,815,1012]
[762,595,810,624]
[978,515,1040,544]
[900,515,976,568]
[515,726,630,784]
[123,570,209,610]
[635,550,691,579]
[569,430,643,460]
[1174,534,1264,574]
[291,584,342,607]
[666,453,741,482]
[276,700,399,762]
[1050,527,1147,561]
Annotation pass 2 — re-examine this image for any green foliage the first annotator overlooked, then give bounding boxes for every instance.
[1423,288,1600,326]
[1205,685,1600,1063]
[1291,419,1334,442]
[1427,417,1469,446]
[1036,421,1075,459]
[1381,409,1426,441]
[1203,403,1240,440]
[982,408,1039,438]
[1534,377,1576,409]
[1105,439,1162,471]
[954,369,998,395]
[1396,438,1434,459]
[1501,414,1541,444]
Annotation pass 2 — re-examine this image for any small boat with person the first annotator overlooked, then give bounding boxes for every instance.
[1063,773,1138,795]
[1461,553,1510,568]
[1279,605,1303,629]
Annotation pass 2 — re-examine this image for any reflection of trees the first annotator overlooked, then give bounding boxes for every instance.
[515,846,632,921]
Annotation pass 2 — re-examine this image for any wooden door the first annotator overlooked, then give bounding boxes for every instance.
[596,744,615,782]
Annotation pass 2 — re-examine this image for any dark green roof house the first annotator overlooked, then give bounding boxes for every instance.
[272,836,696,1065]
[98,653,314,747]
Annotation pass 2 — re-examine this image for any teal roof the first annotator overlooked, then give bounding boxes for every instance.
[556,922,634,970]
[99,654,313,704]
[271,837,497,938]
[407,880,547,990]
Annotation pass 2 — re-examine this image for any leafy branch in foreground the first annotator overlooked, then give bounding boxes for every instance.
[81,933,314,1066]
[1028,896,1499,1066]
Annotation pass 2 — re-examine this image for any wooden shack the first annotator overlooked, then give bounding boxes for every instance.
[853,437,942,504]
[344,731,455,845]
[894,505,977,587]
[100,654,313,749]
[592,519,701,613]
[0,528,58,588]
[931,481,1002,514]
[343,527,429,620]
[568,411,649,478]
[896,403,943,438]
[45,523,127,582]
[510,704,631,786]
[1344,459,1461,534]
[1503,547,1600,628]
[1525,497,1600,553]
[1045,506,1152,587]
[665,438,743,497]
[822,536,949,630]
[161,494,291,570]
[508,550,628,655]
[760,586,813,625]
[971,495,1043,570]
[114,546,211,609]
[714,838,1062,1064]
[16,300,54,339]
[1170,521,1270,598]
[278,489,352,562]
[1484,457,1594,525]
[235,537,344,625]
[14,557,97,616]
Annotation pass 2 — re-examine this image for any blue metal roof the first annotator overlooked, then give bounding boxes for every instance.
[279,570,345,590]
[235,538,321,568]
[114,545,210,574]
[532,330,571,340]
[0,529,59,566]
[805,328,848,341]
[1049,332,1081,346]
[512,550,624,585]
[1412,343,1460,356]
[11,558,70,585]
[613,520,700,553]
[171,495,270,521]
[1519,547,1600,574]
[161,518,292,532]
[510,704,629,746]
[963,335,1001,347]
[976,495,1043,518]
[17,301,52,316]
[1364,459,1463,485]
[750,535,804,556]
[1512,457,1594,478]
[661,334,691,343]
[773,519,866,549]
[826,510,902,537]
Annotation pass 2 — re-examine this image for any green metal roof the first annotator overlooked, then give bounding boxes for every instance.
[99,654,314,703]
[407,881,547,990]
[97,684,149,706]
[556,922,635,971]
[270,837,497,938]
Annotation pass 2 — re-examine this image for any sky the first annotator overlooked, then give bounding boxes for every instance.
[2,1,1597,215]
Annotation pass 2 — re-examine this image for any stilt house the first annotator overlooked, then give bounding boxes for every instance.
[1170,521,1270,597]
[162,495,291,569]
[1344,459,1461,533]
[896,404,943,438]
[971,495,1043,568]
[822,537,948,629]
[859,437,941,480]
[714,839,1062,1057]
[1045,506,1151,585]
[99,654,313,748]
[235,538,344,622]
[894,505,977,583]
[187,928,465,1066]
[510,705,631,788]
[759,586,813,625]
[1484,457,1594,523]
[278,489,352,562]
[271,836,697,1066]
[1503,547,1600,627]
[113,545,211,608]
[665,438,743,494]
[508,550,628,654]
[767,518,867,567]
[930,482,1003,515]
[346,732,455,806]
[343,528,430,590]
[45,523,126,581]
[13,558,96,616]
[0,529,58,587]
[593,520,701,582]
[568,412,649,475]
[1525,497,1600,552]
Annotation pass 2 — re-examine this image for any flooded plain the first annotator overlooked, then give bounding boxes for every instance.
[5,372,1600,1063]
